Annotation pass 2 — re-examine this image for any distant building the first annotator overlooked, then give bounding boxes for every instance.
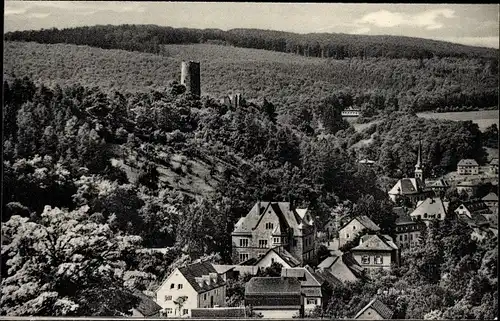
[490,158,498,174]
[232,201,316,266]
[358,159,376,167]
[341,108,361,118]
[427,178,450,195]
[253,247,301,269]
[317,253,364,283]
[245,277,304,318]
[482,192,498,211]
[181,61,201,96]
[457,159,479,175]
[281,266,324,312]
[393,207,421,249]
[455,199,493,222]
[338,215,381,248]
[156,261,226,317]
[456,180,479,196]
[409,197,448,225]
[351,234,399,270]
[388,140,433,205]
[353,298,393,320]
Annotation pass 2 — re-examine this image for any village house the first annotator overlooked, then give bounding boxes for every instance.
[456,180,479,197]
[353,298,394,320]
[281,266,324,312]
[455,199,494,223]
[409,197,448,225]
[490,158,498,174]
[245,277,304,318]
[482,192,498,211]
[338,215,381,248]
[427,178,450,196]
[155,261,226,317]
[232,201,316,266]
[317,252,364,283]
[351,234,399,271]
[457,159,479,175]
[388,141,433,205]
[393,207,421,249]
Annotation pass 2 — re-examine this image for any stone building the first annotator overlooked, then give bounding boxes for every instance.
[181,61,201,96]
[231,201,316,266]
[457,159,479,175]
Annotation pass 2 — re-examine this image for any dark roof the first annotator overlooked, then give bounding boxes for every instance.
[301,287,323,297]
[314,269,343,287]
[133,291,162,317]
[318,255,339,269]
[394,207,415,225]
[342,252,365,278]
[233,202,313,236]
[458,199,493,215]
[354,298,393,319]
[458,159,479,166]
[245,277,301,295]
[491,158,499,166]
[389,178,428,195]
[281,266,322,287]
[340,215,380,232]
[178,261,225,293]
[429,178,450,188]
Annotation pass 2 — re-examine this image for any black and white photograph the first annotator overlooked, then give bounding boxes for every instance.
[2,2,499,320]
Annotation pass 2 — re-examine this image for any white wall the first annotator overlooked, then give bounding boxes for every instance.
[198,286,226,308]
[156,268,198,317]
[339,219,367,247]
[256,309,300,318]
[255,251,293,268]
[355,307,385,320]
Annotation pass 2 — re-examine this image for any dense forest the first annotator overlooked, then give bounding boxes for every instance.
[5,24,499,60]
[4,41,498,122]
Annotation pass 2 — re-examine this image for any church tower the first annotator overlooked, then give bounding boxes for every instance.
[414,139,424,183]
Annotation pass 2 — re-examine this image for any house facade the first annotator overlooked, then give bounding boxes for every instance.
[156,261,226,317]
[351,235,399,271]
[245,277,304,318]
[455,200,493,222]
[232,201,316,266]
[482,192,498,211]
[317,252,364,283]
[490,158,498,174]
[457,159,479,175]
[281,266,324,312]
[393,207,421,249]
[338,216,381,248]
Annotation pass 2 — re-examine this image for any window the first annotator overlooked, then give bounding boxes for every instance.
[437,214,441,219]
[374,256,383,265]
[178,284,183,289]
[307,298,317,305]
[166,308,173,314]
[271,258,274,264]
[353,225,356,230]
[170,283,175,289]
[346,233,350,239]
[410,234,413,240]
[273,237,280,244]
[399,235,403,241]
[164,295,172,301]
[239,238,249,247]
[424,213,428,218]
[404,234,408,241]
[259,240,268,248]
[204,293,207,300]
[239,253,249,262]
[361,256,370,264]
[266,222,274,230]
[183,309,188,315]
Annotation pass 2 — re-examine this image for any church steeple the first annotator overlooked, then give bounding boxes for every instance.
[414,137,424,183]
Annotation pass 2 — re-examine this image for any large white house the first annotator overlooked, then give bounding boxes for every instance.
[155,261,226,317]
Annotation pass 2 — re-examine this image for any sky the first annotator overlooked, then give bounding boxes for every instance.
[4,2,499,49]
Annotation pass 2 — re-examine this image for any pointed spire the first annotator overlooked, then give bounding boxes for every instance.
[416,136,422,168]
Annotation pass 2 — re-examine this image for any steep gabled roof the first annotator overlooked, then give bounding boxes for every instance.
[254,247,301,268]
[490,158,498,166]
[340,215,381,232]
[482,192,498,202]
[281,266,322,287]
[354,298,393,319]
[133,291,162,317]
[458,159,479,166]
[178,261,225,293]
[388,178,427,195]
[317,255,339,269]
[314,269,343,287]
[352,234,398,251]
[232,201,311,236]
[394,207,414,225]
[410,197,447,218]
[429,178,450,188]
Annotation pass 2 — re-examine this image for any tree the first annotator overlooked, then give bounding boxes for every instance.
[1,206,145,316]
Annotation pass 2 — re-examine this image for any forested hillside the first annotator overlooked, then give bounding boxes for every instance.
[5,24,499,60]
[4,41,498,126]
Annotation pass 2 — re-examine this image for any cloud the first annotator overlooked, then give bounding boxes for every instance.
[349,27,371,34]
[27,12,51,19]
[4,1,146,17]
[357,8,456,30]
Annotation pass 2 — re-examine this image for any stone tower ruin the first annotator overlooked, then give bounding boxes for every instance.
[180,61,201,97]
